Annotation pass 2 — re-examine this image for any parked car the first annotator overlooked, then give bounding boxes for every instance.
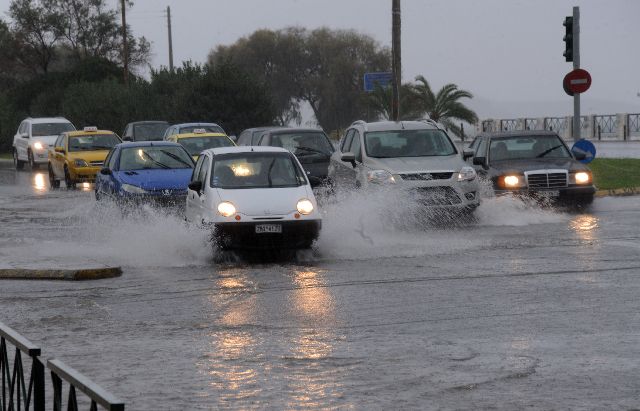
[186,146,322,250]
[467,131,596,206]
[122,121,169,142]
[13,117,76,170]
[48,127,121,189]
[95,141,195,207]
[163,122,225,140]
[328,120,480,212]
[257,128,335,186]
[236,127,282,146]
[165,128,235,160]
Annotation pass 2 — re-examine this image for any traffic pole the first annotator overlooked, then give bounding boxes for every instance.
[391,0,401,121]
[167,6,174,71]
[121,0,129,86]
[572,6,580,141]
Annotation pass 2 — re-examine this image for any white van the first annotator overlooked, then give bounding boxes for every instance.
[186,146,322,250]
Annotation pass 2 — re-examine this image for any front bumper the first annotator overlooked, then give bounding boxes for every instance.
[397,179,481,210]
[494,185,596,202]
[213,220,322,250]
[116,193,187,208]
[69,166,101,182]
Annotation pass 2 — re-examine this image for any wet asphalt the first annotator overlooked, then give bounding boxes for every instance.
[1,160,640,410]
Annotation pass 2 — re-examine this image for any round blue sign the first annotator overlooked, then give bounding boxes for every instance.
[571,139,596,164]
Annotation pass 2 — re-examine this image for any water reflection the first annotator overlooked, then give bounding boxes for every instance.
[33,172,46,191]
[570,214,599,242]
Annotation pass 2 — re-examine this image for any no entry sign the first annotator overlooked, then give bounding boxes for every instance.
[563,68,592,96]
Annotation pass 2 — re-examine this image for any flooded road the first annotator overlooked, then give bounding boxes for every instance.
[2,161,640,409]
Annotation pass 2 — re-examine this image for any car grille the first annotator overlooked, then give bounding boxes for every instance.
[526,172,567,188]
[411,186,461,205]
[90,161,104,166]
[400,172,453,181]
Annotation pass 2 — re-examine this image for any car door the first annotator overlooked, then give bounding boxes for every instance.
[471,137,489,176]
[330,129,355,186]
[186,155,206,222]
[15,121,28,160]
[51,134,65,177]
[346,130,365,186]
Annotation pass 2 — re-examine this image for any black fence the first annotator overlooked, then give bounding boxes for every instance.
[0,321,124,411]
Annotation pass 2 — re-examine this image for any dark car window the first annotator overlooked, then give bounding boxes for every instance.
[341,129,355,152]
[178,136,234,156]
[237,130,250,146]
[349,131,362,162]
[475,137,488,158]
[266,132,334,157]
[178,125,225,134]
[489,135,571,162]
[210,152,306,189]
[364,129,456,158]
[192,154,205,182]
[68,134,120,152]
[133,123,169,141]
[54,134,65,148]
[198,156,210,185]
[119,146,194,170]
[32,123,75,137]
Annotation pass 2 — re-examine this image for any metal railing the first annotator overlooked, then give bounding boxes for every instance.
[481,120,494,132]
[628,114,640,136]
[0,322,124,411]
[594,114,618,139]
[500,119,518,131]
[544,117,566,133]
[525,118,541,130]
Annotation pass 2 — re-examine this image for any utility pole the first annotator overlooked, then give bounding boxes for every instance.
[167,6,174,71]
[121,0,129,86]
[391,0,401,121]
[572,6,580,141]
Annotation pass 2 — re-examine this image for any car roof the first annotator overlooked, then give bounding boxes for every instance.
[175,132,229,139]
[268,127,325,135]
[204,146,291,156]
[28,117,73,124]
[352,120,440,132]
[66,129,114,136]
[128,121,169,125]
[173,122,222,127]
[479,130,560,138]
[116,141,182,148]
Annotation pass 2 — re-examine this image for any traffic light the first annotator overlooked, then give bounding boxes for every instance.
[563,16,573,62]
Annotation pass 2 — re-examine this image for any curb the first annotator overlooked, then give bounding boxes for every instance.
[595,187,640,198]
[0,267,122,281]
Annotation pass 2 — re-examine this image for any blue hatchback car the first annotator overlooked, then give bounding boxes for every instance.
[95,141,195,206]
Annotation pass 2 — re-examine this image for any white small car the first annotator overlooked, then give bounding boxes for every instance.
[13,117,76,169]
[186,146,322,250]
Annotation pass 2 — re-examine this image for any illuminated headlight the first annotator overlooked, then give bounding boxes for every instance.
[367,169,396,184]
[121,184,147,194]
[457,166,476,181]
[74,159,88,167]
[217,201,236,217]
[502,175,525,188]
[33,142,44,150]
[296,198,314,215]
[574,171,590,184]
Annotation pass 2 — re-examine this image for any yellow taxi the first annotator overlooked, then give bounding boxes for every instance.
[47,127,121,189]
[166,128,235,160]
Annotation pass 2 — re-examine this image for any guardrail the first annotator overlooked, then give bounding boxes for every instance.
[0,321,124,411]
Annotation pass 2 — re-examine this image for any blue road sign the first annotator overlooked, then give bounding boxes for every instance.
[571,138,596,164]
[364,72,393,92]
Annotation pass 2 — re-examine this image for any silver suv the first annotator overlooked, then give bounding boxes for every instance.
[328,120,480,211]
[13,117,76,169]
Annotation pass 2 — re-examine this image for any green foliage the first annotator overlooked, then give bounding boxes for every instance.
[589,159,640,190]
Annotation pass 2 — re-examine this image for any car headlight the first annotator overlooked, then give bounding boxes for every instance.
[121,184,147,194]
[33,142,44,150]
[296,198,314,215]
[217,201,236,217]
[501,175,525,188]
[367,169,396,184]
[74,159,88,167]
[457,166,476,181]
[574,171,590,184]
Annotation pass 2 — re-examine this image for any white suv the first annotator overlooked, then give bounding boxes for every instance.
[13,117,76,169]
[328,120,480,212]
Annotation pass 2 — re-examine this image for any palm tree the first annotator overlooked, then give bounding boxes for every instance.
[412,75,478,137]
[366,82,422,121]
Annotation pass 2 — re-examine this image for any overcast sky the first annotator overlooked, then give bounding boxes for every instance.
[2,0,639,118]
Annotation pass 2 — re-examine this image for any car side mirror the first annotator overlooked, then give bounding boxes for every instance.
[341,152,356,167]
[54,147,65,153]
[573,151,586,160]
[188,180,202,193]
[100,168,111,175]
[473,156,487,167]
[462,148,474,160]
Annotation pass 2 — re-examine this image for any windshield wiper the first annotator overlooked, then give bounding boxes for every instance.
[90,145,114,150]
[295,146,330,157]
[141,151,170,169]
[266,158,276,187]
[159,149,192,167]
[536,145,564,158]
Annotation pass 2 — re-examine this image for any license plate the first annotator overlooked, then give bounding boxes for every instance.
[255,224,282,234]
[538,190,559,198]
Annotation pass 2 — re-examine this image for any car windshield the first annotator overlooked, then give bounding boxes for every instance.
[133,123,169,141]
[364,129,456,158]
[268,132,334,156]
[179,125,225,134]
[68,134,120,151]
[210,152,307,189]
[489,135,571,162]
[179,136,234,156]
[119,146,194,170]
[32,123,74,137]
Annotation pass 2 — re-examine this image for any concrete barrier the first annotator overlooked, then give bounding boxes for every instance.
[0,267,122,281]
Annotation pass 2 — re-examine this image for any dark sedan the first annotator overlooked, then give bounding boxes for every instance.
[257,128,335,186]
[467,131,596,206]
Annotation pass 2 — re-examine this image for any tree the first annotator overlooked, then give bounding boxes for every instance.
[367,82,422,121]
[411,75,478,137]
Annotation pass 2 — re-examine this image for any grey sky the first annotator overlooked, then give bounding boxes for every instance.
[2,0,639,118]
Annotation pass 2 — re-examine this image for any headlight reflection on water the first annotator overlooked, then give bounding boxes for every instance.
[33,173,46,191]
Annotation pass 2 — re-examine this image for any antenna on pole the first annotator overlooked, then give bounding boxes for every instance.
[167,6,174,71]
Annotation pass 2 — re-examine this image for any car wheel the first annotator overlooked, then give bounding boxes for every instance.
[64,166,76,189]
[13,149,25,170]
[28,150,39,169]
[48,164,60,189]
